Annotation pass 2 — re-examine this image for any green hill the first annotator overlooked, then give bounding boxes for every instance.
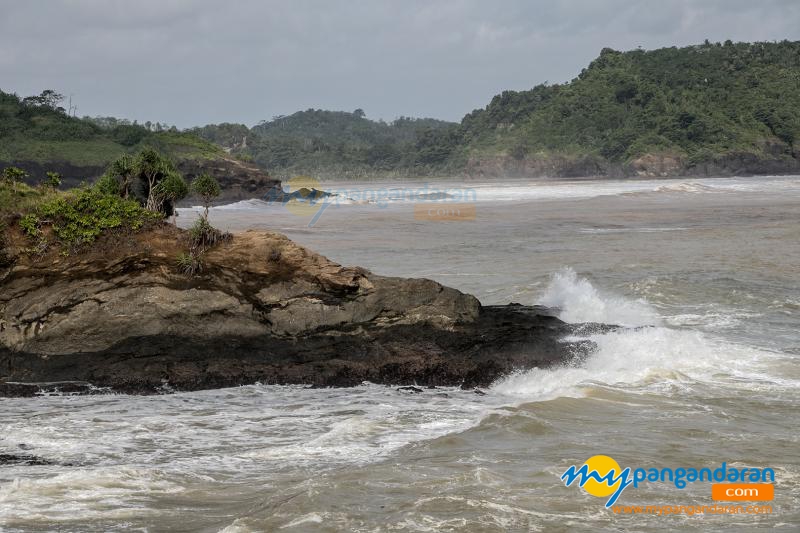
[195,40,800,178]
[191,109,456,178]
[457,41,800,177]
[449,39,800,176]
[0,90,228,185]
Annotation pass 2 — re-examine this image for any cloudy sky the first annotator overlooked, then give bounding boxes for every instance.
[1,0,798,128]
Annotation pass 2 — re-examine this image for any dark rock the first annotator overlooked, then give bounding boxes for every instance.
[0,160,107,189]
[397,386,423,393]
[176,157,280,205]
[0,382,104,397]
[0,454,54,466]
[0,228,615,396]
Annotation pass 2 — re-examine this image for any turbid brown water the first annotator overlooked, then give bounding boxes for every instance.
[1,176,798,532]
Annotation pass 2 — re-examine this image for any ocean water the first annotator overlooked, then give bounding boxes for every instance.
[2,176,799,532]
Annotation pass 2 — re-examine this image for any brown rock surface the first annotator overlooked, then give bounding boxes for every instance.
[0,226,606,396]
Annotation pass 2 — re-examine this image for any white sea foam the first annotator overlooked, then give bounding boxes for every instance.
[653,182,721,194]
[192,175,800,213]
[492,268,793,401]
[538,267,660,327]
[0,467,184,522]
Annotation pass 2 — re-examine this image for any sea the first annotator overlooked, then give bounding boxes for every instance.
[1,175,798,532]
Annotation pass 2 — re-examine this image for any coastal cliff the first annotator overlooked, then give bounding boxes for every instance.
[0,225,600,396]
[463,147,800,179]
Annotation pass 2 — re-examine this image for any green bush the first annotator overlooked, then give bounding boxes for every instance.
[19,213,41,237]
[176,251,203,275]
[188,216,230,250]
[36,188,161,246]
[93,173,121,196]
[44,171,62,189]
[0,180,54,215]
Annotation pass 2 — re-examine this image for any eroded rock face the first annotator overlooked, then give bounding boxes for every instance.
[0,228,602,395]
[630,153,686,177]
[176,157,280,204]
[463,148,800,179]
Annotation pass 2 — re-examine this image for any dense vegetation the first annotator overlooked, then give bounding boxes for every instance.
[451,40,800,166]
[193,40,800,176]
[18,187,162,251]
[190,110,456,178]
[1,147,226,276]
[0,148,198,254]
[96,148,191,218]
[0,90,224,170]
[1,178,161,255]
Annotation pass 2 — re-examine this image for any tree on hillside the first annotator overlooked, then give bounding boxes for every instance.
[101,148,185,218]
[2,167,28,193]
[105,154,137,198]
[152,172,189,225]
[136,148,179,212]
[21,90,64,111]
[44,171,62,189]
[191,173,221,219]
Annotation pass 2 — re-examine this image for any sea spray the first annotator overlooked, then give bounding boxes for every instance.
[539,267,661,327]
[492,268,788,400]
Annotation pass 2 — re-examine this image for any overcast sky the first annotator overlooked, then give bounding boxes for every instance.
[1,0,798,128]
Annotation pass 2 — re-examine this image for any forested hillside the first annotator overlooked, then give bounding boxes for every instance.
[195,40,800,178]
[6,40,800,181]
[191,109,456,178]
[451,39,800,176]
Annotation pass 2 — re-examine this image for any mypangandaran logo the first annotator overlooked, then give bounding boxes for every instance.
[561,455,775,507]
[283,175,326,218]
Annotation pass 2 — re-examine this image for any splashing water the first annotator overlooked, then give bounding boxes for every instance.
[493,268,793,401]
[539,267,661,327]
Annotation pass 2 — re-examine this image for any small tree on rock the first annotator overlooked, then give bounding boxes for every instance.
[136,148,176,212]
[191,173,221,219]
[100,149,185,220]
[105,154,136,198]
[2,167,28,193]
[153,171,189,225]
[44,171,62,189]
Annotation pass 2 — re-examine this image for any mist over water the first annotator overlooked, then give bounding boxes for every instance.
[2,176,799,531]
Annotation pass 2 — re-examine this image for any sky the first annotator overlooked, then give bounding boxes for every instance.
[1,0,799,128]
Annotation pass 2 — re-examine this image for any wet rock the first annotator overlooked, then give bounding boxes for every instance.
[0,228,614,396]
[0,454,54,466]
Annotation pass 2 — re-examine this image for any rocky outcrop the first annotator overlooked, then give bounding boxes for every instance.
[0,227,605,396]
[465,153,620,179]
[688,152,800,176]
[0,160,108,189]
[464,147,800,178]
[176,156,280,204]
[629,153,686,177]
